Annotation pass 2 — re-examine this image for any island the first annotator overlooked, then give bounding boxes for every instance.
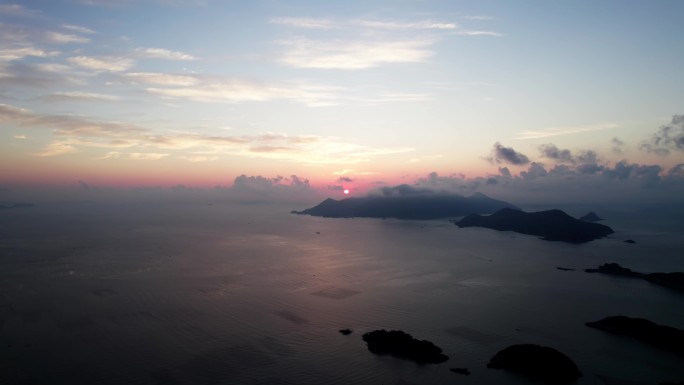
[579,211,603,222]
[449,367,471,376]
[586,316,684,355]
[454,208,614,243]
[585,263,684,293]
[487,344,582,383]
[362,329,449,364]
[291,189,517,220]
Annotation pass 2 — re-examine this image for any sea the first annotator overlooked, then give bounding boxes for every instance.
[0,200,683,385]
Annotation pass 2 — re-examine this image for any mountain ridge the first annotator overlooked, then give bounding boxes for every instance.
[291,192,517,220]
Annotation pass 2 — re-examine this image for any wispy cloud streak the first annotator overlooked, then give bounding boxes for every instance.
[0,103,413,164]
[516,123,617,139]
[277,37,434,70]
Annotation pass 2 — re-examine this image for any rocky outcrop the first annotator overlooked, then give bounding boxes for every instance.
[487,344,582,383]
[362,329,449,364]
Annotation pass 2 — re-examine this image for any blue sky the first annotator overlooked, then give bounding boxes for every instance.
[1,0,683,202]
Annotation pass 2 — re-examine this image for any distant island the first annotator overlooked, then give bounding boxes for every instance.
[586,316,684,355]
[579,211,603,222]
[454,208,614,243]
[291,190,517,220]
[585,263,684,293]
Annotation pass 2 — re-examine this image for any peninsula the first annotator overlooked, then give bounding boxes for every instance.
[585,263,684,293]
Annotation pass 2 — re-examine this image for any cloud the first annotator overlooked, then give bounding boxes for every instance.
[0,103,143,136]
[516,122,617,140]
[539,144,573,163]
[379,184,437,197]
[488,142,530,165]
[123,72,199,86]
[337,176,353,183]
[412,158,684,208]
[67,56,135,72]
[270,17,336,29]
[62,24,96,34]
[0,47,55,62]
[539,144,601,167]
[333,169,355,175]
[277,37,434,70]
[356,92,432,104]
[602,160,661,183]
[33,142,76,157]
[144,78,342,106]
[45,31,90,44]
[96,151,169,160]
[640,114,684,156]
[232,174,310,192]
[669,164,684,177]
[461,16,496,21]
[179,155,219,162]
[40,91,120,102]
[353,19,456,30]
[270,17,457,30]
[221,174,326,203]
[612,137,625,154]
[0,103,413,164]
[408,154,444,163]
[0,59,106,89]
[520,162,548,180]
[134,47,196,61]
[453,30,502,36]
[0,4,39,17]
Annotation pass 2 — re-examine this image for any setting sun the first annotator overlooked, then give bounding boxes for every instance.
[344,189,350,194]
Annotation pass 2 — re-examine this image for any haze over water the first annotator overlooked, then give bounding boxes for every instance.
[1,201,683,385]
[2,1,684,383]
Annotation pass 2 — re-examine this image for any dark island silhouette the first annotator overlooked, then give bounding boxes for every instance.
[449,367,470,376]
[487,344,582,383]
[579,211,603,222]
[585,263,684,293]
[586,316,684,355]
[362,329,449,364]
[292,189,517,220]
[455,208,614,243]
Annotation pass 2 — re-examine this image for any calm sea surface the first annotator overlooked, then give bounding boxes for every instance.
[1,201,683,384]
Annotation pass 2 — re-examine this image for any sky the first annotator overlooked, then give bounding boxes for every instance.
[1,0,683,205]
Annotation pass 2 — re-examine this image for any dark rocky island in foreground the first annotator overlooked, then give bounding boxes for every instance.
[586,316,684,355]
[362,329,449,364]
[291,190,517,220]
[585,263,684,293]
[455,208,614,243]
[487,344,582,383]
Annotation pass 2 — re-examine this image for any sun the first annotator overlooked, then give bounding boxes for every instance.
[343,189,350,194]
